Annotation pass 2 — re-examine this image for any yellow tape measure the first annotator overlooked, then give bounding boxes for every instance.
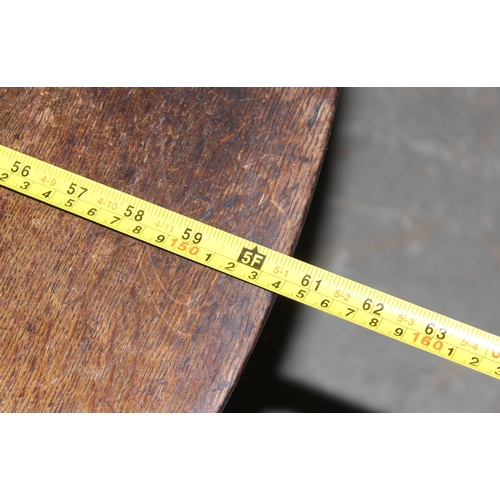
[1,143,500,381]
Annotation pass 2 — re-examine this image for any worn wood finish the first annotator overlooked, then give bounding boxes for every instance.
[0,88,338,412]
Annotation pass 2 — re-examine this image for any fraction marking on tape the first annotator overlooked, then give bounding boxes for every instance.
[1,143,500,380]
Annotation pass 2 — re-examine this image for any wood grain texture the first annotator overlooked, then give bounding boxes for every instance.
[0,88,339,412]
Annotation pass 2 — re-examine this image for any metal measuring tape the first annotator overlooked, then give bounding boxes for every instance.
[1,143,500,380]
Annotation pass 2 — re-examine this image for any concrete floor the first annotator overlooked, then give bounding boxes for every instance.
[225,88,500,412]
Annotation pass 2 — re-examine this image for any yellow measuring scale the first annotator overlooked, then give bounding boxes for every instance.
[1,143,500,380]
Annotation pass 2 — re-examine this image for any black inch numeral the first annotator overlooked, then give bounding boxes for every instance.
[225,262,236,271]
[394,327,404,337]
[182,228,202,244]
[65,198,76,207]
[248,271,258,280]
[363,298,384,315]
[469,357,480,367]
[369,318,379,327]
[67,183,87,198]
[11,161,29,176]
[20,181,31,190]
[346,307,355,317]
[124,205,145,221]
[300,275,322,291]
[0,172,9,181]
[426,323,446,339]
[111,216,121,225]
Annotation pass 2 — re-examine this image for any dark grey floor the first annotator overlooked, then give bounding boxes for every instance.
[225,88,500,412]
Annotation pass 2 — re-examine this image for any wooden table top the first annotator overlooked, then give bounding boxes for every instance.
[0,88,339,411]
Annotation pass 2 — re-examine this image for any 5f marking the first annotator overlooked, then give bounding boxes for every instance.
[237,246,266,270]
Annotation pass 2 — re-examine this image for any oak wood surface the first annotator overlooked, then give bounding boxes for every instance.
[0,88,338,412]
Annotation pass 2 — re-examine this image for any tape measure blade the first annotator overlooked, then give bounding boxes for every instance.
[1,143,500,381]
